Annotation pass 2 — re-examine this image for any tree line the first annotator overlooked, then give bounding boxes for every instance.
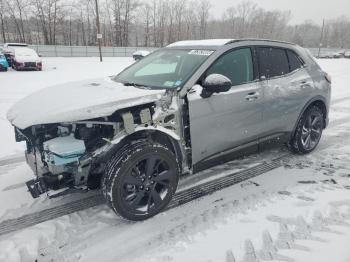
[0,0,350,48]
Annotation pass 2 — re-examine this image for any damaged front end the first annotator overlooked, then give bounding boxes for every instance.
[15,90,186,198]
[18,119,118,198]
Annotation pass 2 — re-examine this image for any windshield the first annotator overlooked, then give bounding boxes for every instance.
[15,48,38,57]
[115,49,214,89]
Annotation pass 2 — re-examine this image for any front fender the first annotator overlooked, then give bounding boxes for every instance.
[110,126,180,145]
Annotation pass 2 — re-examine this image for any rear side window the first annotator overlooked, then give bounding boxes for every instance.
[258,47,289,79]
[287,50,303,72]
[206,48,253,86]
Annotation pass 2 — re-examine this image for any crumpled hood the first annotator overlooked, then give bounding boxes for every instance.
[7,77,164,129]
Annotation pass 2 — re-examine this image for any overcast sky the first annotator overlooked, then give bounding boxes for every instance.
[210,0,350,24]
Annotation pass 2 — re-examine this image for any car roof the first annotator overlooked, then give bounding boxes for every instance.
[166,38,297,49]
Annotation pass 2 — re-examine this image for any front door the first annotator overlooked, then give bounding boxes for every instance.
[187,47,264,165]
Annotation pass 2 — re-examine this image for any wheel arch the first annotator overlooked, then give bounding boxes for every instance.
[88,128,184,189]
[291,96,328,139]
[111,129,183,172]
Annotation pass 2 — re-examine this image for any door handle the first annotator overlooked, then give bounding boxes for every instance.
[300,81,310,88]
[245,92,259,101]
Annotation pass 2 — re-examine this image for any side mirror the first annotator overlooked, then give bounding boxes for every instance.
[201,74,232,98]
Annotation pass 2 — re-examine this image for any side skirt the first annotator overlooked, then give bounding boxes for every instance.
[192,132,290,174]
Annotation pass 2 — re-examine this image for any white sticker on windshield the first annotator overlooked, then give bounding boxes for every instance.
[188,50,214,56]
[163,81,174,87]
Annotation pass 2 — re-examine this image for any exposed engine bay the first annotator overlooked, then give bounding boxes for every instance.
[15,91,186,198]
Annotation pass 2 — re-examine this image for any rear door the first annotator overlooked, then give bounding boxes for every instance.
[257,47,313,136]
[187,47,264,165]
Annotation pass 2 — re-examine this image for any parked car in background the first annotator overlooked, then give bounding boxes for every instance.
[0,52,9,71]
[2,43,29,67]
[332,51,343,58]
[345,51,350,58]
[12,47,42,71]
[132,50,151,61]
[317,52,333,59]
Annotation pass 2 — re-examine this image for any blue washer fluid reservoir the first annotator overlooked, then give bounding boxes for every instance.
[43,135,86,166]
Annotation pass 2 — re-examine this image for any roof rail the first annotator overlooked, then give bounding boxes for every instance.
[225,38,297,46]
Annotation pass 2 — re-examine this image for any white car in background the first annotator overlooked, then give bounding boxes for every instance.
[132,50,151,61]
[12,47,42,71]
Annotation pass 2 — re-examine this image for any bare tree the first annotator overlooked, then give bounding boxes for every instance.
[0,0,7,42]
[197,0,210,38]
[1,0,349,49]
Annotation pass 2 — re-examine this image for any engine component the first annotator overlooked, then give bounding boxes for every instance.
[122,112,135,134]
[43,135,86,174]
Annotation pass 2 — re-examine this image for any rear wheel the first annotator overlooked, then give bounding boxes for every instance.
[290,106,324,154]
[102,141,179,221]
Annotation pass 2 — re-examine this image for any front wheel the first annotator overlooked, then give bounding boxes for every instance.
[289,106,324,154]
[102,141,179,221]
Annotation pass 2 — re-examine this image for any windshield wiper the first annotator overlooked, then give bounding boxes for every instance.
[123,82,140,86]
[123,82,152,89]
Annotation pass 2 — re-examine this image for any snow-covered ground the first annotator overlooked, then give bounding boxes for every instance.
[0,58,350,262]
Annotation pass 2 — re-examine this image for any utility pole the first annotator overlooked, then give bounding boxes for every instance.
[317,19,325,58]
[95,0,103,62]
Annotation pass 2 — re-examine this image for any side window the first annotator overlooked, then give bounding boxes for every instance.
[258,47,289,79]
[287,50,303,72]
[206,48,253,86]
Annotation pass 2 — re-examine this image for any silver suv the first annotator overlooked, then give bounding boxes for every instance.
[7,39,331,221]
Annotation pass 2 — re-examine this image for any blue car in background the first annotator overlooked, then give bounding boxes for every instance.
[0,52,9,71]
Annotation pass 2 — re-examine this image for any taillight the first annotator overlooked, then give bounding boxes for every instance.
[325,73,332,84]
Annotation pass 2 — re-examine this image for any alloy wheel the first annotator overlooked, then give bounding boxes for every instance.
[301,113,322,150]
[121,155,175,214]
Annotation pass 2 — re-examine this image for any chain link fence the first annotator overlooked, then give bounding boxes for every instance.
[29,45,157,57]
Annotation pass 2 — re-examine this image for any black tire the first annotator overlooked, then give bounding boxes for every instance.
[289,106,324,154]
[102,140,179,221]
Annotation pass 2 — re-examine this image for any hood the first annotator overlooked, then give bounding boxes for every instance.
[15,55,41,63]
[7,77,164,129]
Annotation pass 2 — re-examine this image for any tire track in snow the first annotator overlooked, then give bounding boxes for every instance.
[0,154,291,236]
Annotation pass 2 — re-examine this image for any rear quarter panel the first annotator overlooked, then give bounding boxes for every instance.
[296,46,331,121]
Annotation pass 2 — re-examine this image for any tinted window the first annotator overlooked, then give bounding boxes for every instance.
[206,48,253,86]
[258,47,289,78]
[287,50,303,72]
